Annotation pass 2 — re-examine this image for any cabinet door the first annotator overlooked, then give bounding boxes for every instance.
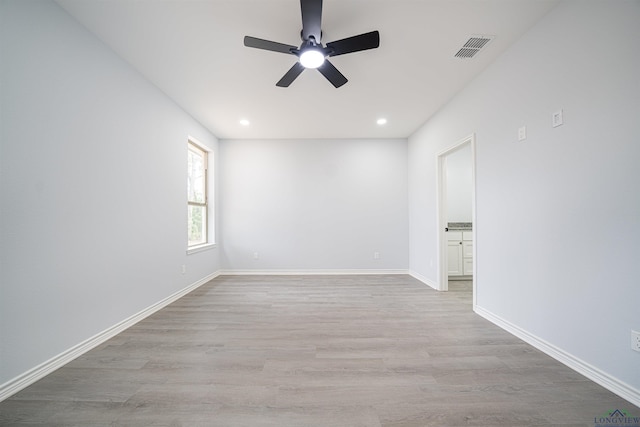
[462,240,473,275]
[463,258,473,275]
[447,241,463,276]
[462,241,473,258]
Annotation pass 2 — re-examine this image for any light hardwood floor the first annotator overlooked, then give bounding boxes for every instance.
[0,275,637,426]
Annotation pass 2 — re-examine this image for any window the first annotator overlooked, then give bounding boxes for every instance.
[187,140,209,248]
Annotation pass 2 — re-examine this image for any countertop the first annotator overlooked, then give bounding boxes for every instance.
[447,222,472,231]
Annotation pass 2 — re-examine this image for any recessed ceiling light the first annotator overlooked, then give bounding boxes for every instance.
[376,118,387,125]
[239,119,250,126]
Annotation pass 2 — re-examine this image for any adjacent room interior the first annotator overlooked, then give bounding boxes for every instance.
[1,0,639,424]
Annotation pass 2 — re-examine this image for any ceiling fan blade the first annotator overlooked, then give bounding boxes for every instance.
[300,0,322,42]
[276,62,305,87]
[326,31,380,57]
[317,59,348,88]
[244,36,297,54]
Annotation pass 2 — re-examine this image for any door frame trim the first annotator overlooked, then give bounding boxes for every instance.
[436,134,477,307]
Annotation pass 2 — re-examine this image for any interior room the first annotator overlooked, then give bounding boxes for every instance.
[1,0,639,424]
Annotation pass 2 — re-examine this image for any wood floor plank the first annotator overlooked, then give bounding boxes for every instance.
[0,275,637,426]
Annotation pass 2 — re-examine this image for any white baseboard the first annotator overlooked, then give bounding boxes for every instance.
[474,305,640,409]
[408,270,439,290]
[219,269,409,276]
[0,271,220,403]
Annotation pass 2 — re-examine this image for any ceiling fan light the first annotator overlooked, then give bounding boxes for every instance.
[299,49,325,69]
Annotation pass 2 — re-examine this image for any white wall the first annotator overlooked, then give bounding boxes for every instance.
[0,0,220,387]
[409,0,640,401]
[220,138,408,272]
[446,144,473,223]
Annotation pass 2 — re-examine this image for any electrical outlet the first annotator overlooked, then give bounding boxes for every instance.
[632,330,640,352]
[253,252,260,260]
[374,251,380,260]
[181,265,186,275]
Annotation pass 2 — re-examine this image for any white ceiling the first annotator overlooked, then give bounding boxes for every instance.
[55,0,558,139]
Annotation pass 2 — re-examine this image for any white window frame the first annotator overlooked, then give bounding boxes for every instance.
[187,137,215,254]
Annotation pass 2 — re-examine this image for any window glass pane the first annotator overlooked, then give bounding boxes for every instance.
[188,204,207,246]
[187,147,206,204]
[187,140,211,248]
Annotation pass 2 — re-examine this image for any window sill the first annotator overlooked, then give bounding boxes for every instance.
[187,243,216,255]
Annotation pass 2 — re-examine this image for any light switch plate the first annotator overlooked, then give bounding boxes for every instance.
[552,109,563,127]
[518,126,527,141]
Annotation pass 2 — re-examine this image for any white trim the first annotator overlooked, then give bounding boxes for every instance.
[187,242,216,255]
[436,148,448,292]
[187,135,216,251]
[436,134,477,308]
[187,135,212,153]
[408,270,439,290]
[219,269,409,276]
[0,271,220,403]
[474,305,640,408]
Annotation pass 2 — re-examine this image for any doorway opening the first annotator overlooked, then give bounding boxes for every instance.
[437,135,476,307]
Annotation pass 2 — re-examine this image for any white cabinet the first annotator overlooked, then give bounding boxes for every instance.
[462,233,473,275]
[447,230,473,277]
[447,231,463,276]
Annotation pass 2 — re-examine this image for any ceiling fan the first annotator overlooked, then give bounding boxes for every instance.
[243,0,380,88]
